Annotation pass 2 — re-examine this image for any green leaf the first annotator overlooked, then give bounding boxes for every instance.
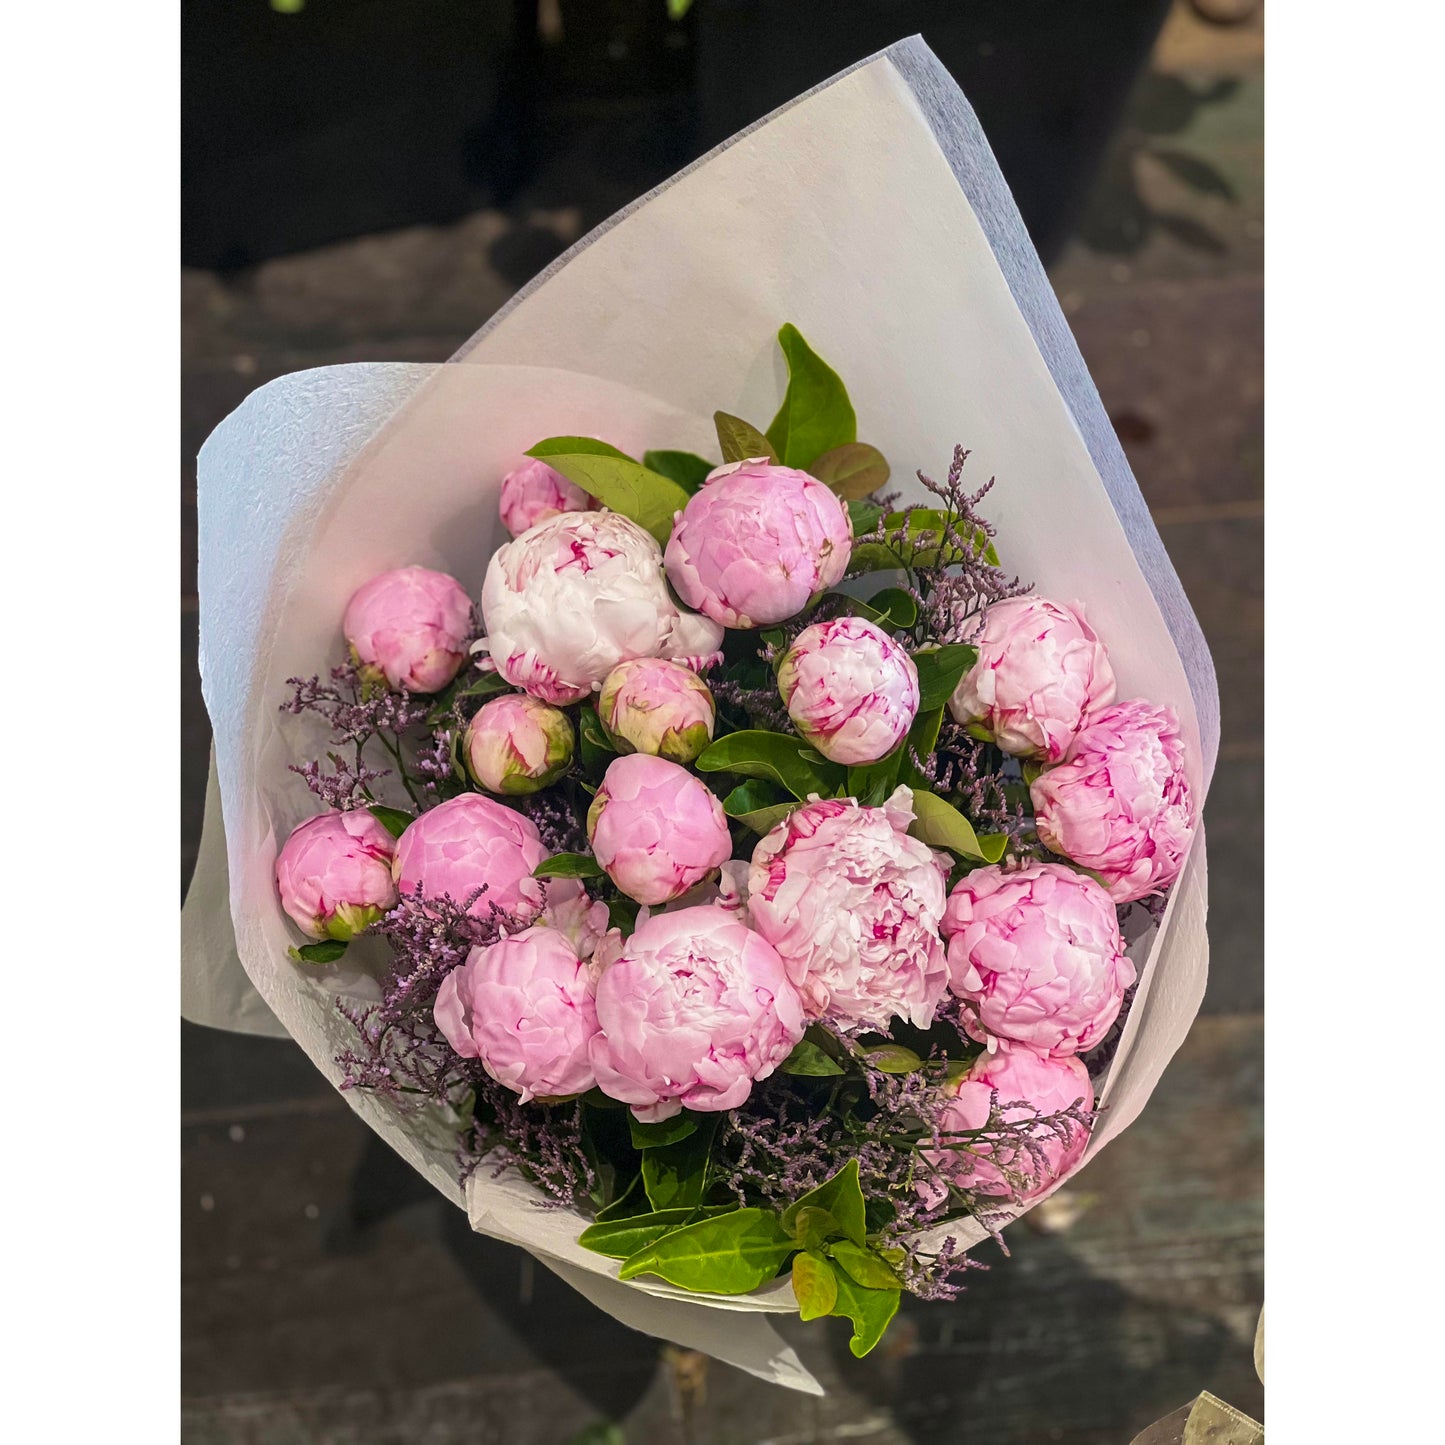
[1021,758,1044,787]
[533,853,605,879]
[781,1159,867,1248]
[579,707,618,771]
[847,499,884,535]
[861,1044,924,1075]
[825,586,917,631]
[525,439,688,546]
[847,754,901,808]
[367,805,413,839]
[975,833,1010,864]
[426,667,511,724]
[722,780,799,836]
[641,1116,719,1210]
[618,1208,795,1293]
[289,940,347,964]
[696,730,841,803]
[765,323,857,467]
[828,1239,904,1291]
[791,1250,839,1321]
[606,895,640,934]
[629,1114,698,1150]
[913,644,979,711]
[643,449,714,494]
[788,1206,843,1251]
[593,1175,646,1222]
[579,1207,730,1260]
[714,411,777,465]
[899,706,944,787]
[907,788,988,861]
[779,1038,846,1077]
[829,1271,901,1357]
[808,442,890,499]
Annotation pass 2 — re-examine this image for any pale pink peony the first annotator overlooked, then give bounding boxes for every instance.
[343,565,473,693]
[598,657,716,764]
[1031,699,1196,903]
[587,754,732,906]
[392,793,549,923]
[463,693,574,795]
[920,1043,1093,1204]
[588,905,805,1120]
[746,786,950,1030]
[539,878,610,960]
[275,809,399,941]
[777,615,919,764]
[664,461,852,628]
[948,597,1116,762]
[434,925,599,1102]
[498,458,597,538]
[478,511,724,704]
[941,862,1133,1057]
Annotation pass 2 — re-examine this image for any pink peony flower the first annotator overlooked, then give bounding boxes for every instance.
[343,565,473,694]
[1031,700,1196,903]
[479,511,724,704]
[948,597,1116,762]
[941,862,1134,1057]
[588,905,805,1120]
[920,1043,1093,1204]
[392,793,549,923]
[498,458,597,538]
[463,693,574,795]
[664,461,852,628]
[538,878,610,960]
[777,615,919,764]
[598,657,716,764]
[746,786,950,1030]
[587,754,732,906]
[275,809,399,941]
[434,925,599,1102]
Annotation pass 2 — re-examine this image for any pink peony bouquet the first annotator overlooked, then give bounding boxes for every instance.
[269,324,1198,1359]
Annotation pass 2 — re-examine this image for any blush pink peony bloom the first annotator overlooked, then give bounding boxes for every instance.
[588,905,805,1120]
[598,657,716,764]
[479,511,724,704]
[948,597,1116,762]
[539,878,610,960]
[275,809,399,941]
[587,754,732,905]
[664,461,852,628]
[941,862,1134,1057]
[434,925,599,1102]
[746,786,950,1030]
[392,793,549,923]
[1031,699,1196,903]
[463,693,574,795]
[343,565,473,694]
[920,1044,1093,1204]
[498,458,597,538]
[777,616,920,764]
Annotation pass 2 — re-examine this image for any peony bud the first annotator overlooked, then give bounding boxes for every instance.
[587,753,733,905]
[498,458,597,538]
[664,461,852,628]
[598,657,716,763]
[343,565,473,694]
[275,809,399,941]
[777,615,919,764]
[463,693,574,795]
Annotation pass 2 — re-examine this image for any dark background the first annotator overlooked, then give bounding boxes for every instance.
[182,3,1263,1439]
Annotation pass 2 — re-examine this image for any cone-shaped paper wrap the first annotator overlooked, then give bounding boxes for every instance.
[184,38,1218,1393]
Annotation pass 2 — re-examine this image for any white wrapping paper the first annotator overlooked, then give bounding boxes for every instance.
[183,39,1218,1393]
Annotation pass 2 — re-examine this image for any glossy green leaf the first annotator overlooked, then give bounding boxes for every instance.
[907,789,988,862]
[779,1038,846,1077]
[861,1044,925,1075]
[641,1116,719,1210]
[533,853,605,879]
[714,411,777,465]
[830,1270,901,1357]
[788,1206,843,1251]
[766,323,857,467]
[847,499,884,535]
[618,1208,795,1293]
[525,439,688,546]
[828,1239,904,1291]
[367,805,413,839]
[592,1175,646,1222]
[825,586,917,631]
[781,1159,867,1248]
[426,667,511,724]
[289,940,347,964]
[913,644,979,711]
[808,442,890,499]
[847,754,901,808]
[642,449,714,493]
[578,1206,730,1260]
[791,1250,839,1321]
[606,895,639,934]
[696,730,841,802]
[975,833,1010,864]
[899,706,944,787]
[629,1114,697,1150]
